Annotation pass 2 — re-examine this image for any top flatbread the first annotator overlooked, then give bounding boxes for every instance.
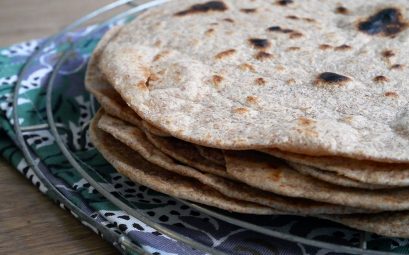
[98,0,409,162]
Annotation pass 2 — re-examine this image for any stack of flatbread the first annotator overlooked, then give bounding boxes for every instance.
[86,0,409,238]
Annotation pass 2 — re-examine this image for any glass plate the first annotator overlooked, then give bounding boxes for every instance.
[15,0,408,254]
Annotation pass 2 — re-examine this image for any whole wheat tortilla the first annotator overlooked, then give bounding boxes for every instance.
[289,162,392,190]
[85,25,168,137]
[193,145,398,188]
[225,151,409,211]
[194,145,403,188]
[98,0,409,162]
[195,145,225,166]
[324,211,409,238]
[143,134,389,189]
[98,113,367,214]
[263,148,409,187]
[90,110,278,214]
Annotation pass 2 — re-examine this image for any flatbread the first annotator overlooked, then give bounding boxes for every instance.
[225,151,409,211]
[90,110,278,214]
[190,144,409,187]
[141,133,390,189]
[196,145,396,189]
[85,25,168,137]
[289,162,392,190]
[195,145,225,166]
[263,148,409,187]
[98,0,409,162]
[98,113,366,214]
[325,212,409,238]
[91,113,409,234]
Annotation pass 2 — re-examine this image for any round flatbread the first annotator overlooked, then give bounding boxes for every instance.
[225,151,409,211]
[263,148,409,187]
[289,162,392,190]
[98,113,367,214]
[90,110,278,214]
[98,0,409,162]
[175,142,409,187]
[194,145,401,188]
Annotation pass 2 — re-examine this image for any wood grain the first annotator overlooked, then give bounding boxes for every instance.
[0,1,119,254]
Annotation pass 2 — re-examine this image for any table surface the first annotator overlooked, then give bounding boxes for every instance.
[0,1,118,254]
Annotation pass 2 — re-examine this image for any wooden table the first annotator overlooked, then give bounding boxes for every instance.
[0,1,119,254]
